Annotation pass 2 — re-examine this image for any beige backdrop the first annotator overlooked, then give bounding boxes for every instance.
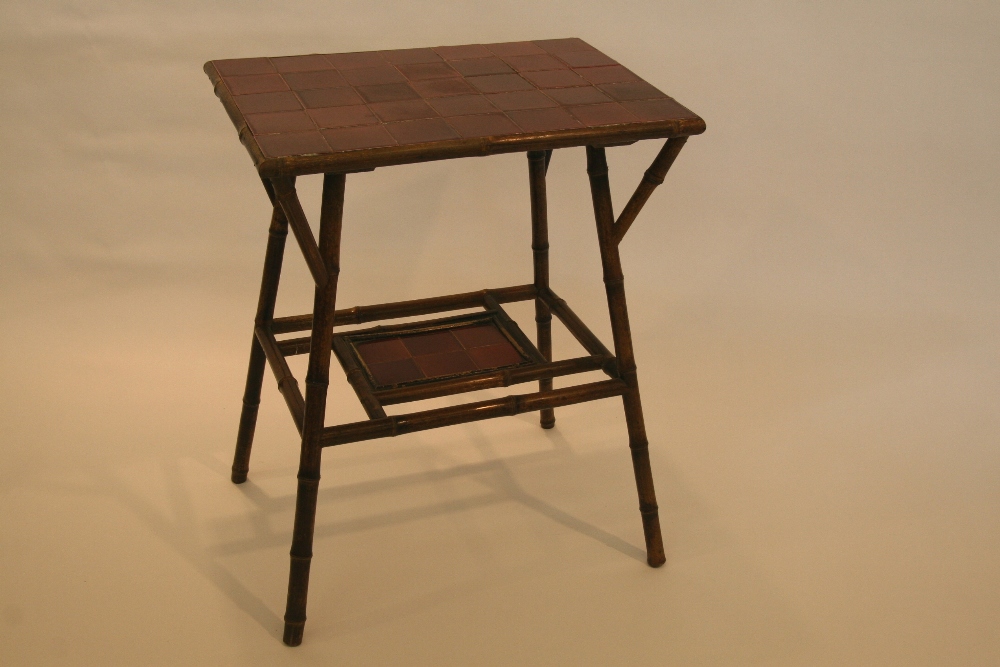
[1,1,998,665]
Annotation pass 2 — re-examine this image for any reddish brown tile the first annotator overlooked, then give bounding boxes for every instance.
[234,91,302,114]
[402,331,461,355]
[567,102,637,127]
[297,86,364,109]
[256,131,331,158]
[577,65,640,85]
[410,78,476,98]
[271,54,332,72]
[246,110,316,134]
[485,90,558,111]
[225,73,289,95]
[450,58,513,77]
[321,125,396,151]
[486,41,546,57]
[282,69,349,90]
[367,357,424,386]
[502,54,566,72]
[435,44,492,60]
[387,117,460,144]
[356,83,420,103]
[342,66,406,86]
[325,51,385,69]
[380,48,442,65]
[426,94,496,117]
[452,324,509,348]
[468,342,524,369]
[557,50,618,68]
[534,38,592,54]
[396,62,459,81]
[307,105,378,128]
[507,107,583,132]
[356,338,411,365]
[369,99,438,122]
[414,350,477,378]
[521,69,588,89]
[598,81,666,102]
[446,113,521,139]
[467,74,534,93]
[213,58,274,76]
[621,98,698,122]
[544,86,611,106]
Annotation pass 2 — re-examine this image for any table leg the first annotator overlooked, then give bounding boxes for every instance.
[528,150,555,428]
[586,146,666,567]
[232,200,290,483]
[276,173,346,646]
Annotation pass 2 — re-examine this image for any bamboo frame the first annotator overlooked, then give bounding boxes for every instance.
[528,150,555,428]
[613,137,688,244]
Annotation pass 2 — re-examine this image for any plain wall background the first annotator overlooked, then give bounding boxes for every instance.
[1,2,998,665]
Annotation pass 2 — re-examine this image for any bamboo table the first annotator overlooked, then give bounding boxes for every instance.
[205,38,704,646]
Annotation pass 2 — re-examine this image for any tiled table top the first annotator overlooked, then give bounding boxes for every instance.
[348,321,529,389]
[205,39,705,175]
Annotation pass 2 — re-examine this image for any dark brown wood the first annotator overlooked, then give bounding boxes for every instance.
[283,173,345,647]
[255,325,304,432]
[538,287,615,364]
[613,137,688,244]
[587,145,665,568]
[271,176,329,289]
[232,203,290,483]
[322,379,627,447]
[528,150,556,429]
[271,284,536,334]
[331,337,387,419]
[483,293,546,364]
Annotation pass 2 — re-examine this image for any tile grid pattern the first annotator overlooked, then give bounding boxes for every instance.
[352,322,528,389]
[210,39,696,159]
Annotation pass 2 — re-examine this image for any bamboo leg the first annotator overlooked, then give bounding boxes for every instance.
[232,200,290,484]
[528,150,555,429]
[280,173,346,646]
[585,146,665,567]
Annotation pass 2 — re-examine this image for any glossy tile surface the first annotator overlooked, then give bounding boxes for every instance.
[206,39,700,159]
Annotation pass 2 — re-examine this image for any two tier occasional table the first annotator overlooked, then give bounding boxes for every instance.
[205,38,704,646]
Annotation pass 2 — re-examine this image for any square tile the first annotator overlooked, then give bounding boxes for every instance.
[234,91,302,114]
[426,94,496,117]
[413,350,477,378]
[435,44,493,60]
[307,105,378,128]
[468,343,524,369]
[355,338,411,365]
[256,131,331,158]
[386,117,461,144]
[544,86,611,106]
[621,98,697,122]
[522,69,589,89]
[402,331,461,355]
[325,51,385,69]
[577,65,640,85]
[567,102,638,127]
[396,62,460,81]
[507,107,583,132]
[598,81,667,102]
[356,83,420,103]
[486,41,546,57]
[380,48,443,65]
[214,58,274,76]
[246,110,316,134]
[321,125,397,151]
[226,73,288,95]
[446,113,522,138]
[271,54,333,72]
[282,69,349,91]
[367,358,424,386]
[369,99,438,122]
[342,66,407,86]
[452,324,509,348]
[450,58,513,77]
[502,54,567,72]
[485,90,558,111]
[467,74,534,93]
[297,87,364,109]
[557,50,618,68]
[534,38,592,54]
[410,78,477,98]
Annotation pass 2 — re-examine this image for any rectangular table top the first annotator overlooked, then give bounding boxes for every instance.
[204,39,705,176]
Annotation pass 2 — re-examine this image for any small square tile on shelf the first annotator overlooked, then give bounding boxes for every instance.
[452,324,509,348]
[356,338,410,365]
[368,358,424,386]
[414,350,477,378]
[297,87,364,109]
[446,113,522,138]
[426,94,496,117]
[321,124,397,151]
[356,82,421,103]
[234,91,302,114]
[468,343,523,369]
[402,330,461,356]
[307,105,379,129]
[256,131,331,158]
